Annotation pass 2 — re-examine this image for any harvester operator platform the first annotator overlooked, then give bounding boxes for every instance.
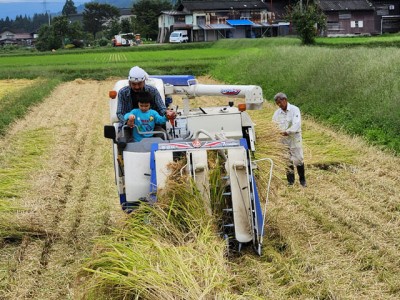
[116,66,176,141]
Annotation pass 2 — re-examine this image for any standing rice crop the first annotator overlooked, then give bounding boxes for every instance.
[79,178,236,299]
[79,114,286,299]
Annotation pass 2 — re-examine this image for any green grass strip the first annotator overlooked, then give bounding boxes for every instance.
[0,78,60,135]
[210,42,400,154]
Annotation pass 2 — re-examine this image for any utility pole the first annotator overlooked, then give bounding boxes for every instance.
[43,0,51,26]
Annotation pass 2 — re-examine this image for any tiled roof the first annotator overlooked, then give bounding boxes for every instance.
[319,0,374,11]
[160,10,188,15]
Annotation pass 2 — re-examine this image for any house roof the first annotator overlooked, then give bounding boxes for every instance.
[227,19,255,26]
[119,8,133,16]
[268,1,289,19]
[199,24,234,30]
[179,1,268,12]
[319,0,374,11]
[0,31,33,40]
[160,10,188,16]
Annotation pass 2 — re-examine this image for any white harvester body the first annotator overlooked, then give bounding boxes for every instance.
[104,75,271,255]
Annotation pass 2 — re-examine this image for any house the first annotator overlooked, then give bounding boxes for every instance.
[319,0,376,36]
[158,0,292,43]
[158,0,400,42]
[118,8,135,22]
[309,0,400,36]
[68,8,135,27]
[370,0,400,33]
[0,30,36,46]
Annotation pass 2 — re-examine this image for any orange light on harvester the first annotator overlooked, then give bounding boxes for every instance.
[109,90,117,99]
[238,103,246,112]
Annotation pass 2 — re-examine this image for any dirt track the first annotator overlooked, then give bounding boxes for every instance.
[1,79,399,299]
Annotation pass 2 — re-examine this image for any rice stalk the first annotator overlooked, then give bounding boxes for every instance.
[0,127,51,240]
[79,177,241,299]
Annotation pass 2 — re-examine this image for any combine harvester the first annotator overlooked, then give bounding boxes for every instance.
[104,75,273,255]
[112,33,135,46]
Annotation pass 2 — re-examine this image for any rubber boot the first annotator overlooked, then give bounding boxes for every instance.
[286,165,295,185]
[297,164,307,187]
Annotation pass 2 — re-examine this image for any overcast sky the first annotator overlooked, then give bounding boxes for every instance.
[0,0,88,19]
[0,0,75,3]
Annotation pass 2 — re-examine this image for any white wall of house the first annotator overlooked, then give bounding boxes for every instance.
[185,15,193,25]
[158,14,175,28]
[0,31,15,40]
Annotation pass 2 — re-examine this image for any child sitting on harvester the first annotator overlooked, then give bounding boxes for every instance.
[123,91,167,142]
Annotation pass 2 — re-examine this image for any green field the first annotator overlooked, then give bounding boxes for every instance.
[1,37,399,153]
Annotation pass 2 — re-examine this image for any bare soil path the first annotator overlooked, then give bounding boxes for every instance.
[0,79,399,299]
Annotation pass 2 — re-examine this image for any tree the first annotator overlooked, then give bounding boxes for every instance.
[105,19,122,39]
[32,13,50,31]
[120,18,133,33]
[0,13,51,32]
[132,0,172,40]
[35,24,61,51]
[83,2,120,39]
[67,21,85,47]
[286,1,326,45]
[62,0,77,17]
[35,17,84,51]
[52,16,70,47]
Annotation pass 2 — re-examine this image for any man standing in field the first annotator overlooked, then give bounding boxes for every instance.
[272,92,307,187]
[116,66,175,139]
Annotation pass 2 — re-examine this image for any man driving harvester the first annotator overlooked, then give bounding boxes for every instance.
[116,66,176,140]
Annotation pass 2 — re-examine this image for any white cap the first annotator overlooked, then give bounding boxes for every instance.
[128,66,148,83]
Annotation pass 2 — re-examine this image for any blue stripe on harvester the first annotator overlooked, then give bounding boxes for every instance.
[119,194,126,205]
[150,143,159,195]
[252,175,264,235]
[240,138,248,149]
[149,75,195,86]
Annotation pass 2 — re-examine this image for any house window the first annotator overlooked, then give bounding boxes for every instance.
[260,11,268,23]
[241,11,250,19]
[175,16,185,23]
[351,20,363,28]
[339,13,351,19]
[218,17,227,24]
[327,22,340,31]
[206,14,210,25]
[197,16,205,25]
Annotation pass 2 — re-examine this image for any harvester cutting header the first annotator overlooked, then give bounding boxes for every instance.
[104,74,273,255]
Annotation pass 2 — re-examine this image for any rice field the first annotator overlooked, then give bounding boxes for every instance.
[1,37,400,299]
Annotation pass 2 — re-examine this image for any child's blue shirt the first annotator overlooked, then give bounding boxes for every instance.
[124,109,167,142]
